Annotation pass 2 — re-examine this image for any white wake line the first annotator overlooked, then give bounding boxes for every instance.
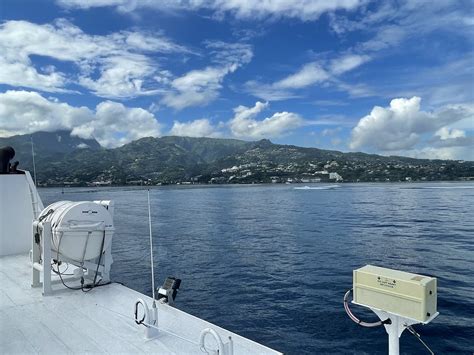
[294,185,340,190]
[418,186,474,189]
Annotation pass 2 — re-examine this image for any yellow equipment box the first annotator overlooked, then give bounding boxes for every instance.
[353,265,437,322]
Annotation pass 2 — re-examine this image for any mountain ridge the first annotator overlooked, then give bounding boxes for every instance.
[0,131,472,185]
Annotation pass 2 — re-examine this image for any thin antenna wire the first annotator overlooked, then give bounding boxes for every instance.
[31,136,37,186]
[407,325,435,355]
[147,189,156,305]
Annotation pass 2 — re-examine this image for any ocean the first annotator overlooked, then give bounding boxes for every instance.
[39,183,474,354]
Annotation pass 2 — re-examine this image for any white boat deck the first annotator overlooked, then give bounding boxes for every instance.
[0,253,281,354]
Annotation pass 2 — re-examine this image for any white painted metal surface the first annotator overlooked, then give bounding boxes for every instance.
[0,172,43,256]
[0,253,281,354]
[370,308,438,355]
[0,171,281,354]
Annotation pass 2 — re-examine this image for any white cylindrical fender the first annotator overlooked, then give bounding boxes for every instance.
[38,201,114,262]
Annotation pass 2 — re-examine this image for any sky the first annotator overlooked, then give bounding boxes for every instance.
[0,0,473,160]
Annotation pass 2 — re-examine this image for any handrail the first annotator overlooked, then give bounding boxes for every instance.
[24,170,44,218]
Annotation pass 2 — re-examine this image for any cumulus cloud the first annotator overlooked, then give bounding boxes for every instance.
[435,127,466,140]
[57,0,364,21]
[350,97,474,158]
[74,101,162,147]
[245,54,370,100]
[1,20,247,107]
[170,119,221,138]
[162,66,231,110]
[0,57,68,93]
[0,19,188,98]
[229,101,303,139]
[0,90,161,147]
[170,100,313,140]
[162,42,252,110]
[233,101,269,121]
[429,127,474,150]
[0,90,91,136]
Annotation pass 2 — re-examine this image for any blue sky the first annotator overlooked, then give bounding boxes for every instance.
[0,0,473,160]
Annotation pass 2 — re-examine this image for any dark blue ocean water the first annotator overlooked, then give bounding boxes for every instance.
[39,183,474,354]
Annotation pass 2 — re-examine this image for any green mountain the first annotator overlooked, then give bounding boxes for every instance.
[0,130,101,169]
[1,131,472,185]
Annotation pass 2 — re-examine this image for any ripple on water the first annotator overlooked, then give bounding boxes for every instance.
[38,182,474,354]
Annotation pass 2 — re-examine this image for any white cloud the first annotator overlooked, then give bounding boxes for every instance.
[326,2,474,105]
[0,19,188,98]
[330,54,370,75]
[206,41,253,66]
[229,101,303,139]
[245,62,327,100]
[78,55,163,99]
[330,1,473,38]
[312,99,348,106]
[168,100,318,139]
[212,0,364,21]
[350,96,474,159]
[359,25,406,52]
[245,54,370,100]
[233,101,269,121]
[435,127,466,140]
[330,1,474,57]
[0,90,92,136]
[321,127,342,136]
[388,58,474,107]
[74,101,162,147]
[57,0,130,10]
[162,66,230,110]
[57,0,364,21]
[0,90,161,147]
[335,81,373,98]
[162,42,252,110]
[170,119,221,137]
[429,127,473,151]
[274,63,329,89]
[394,146,474,161]
[0,57,68,93]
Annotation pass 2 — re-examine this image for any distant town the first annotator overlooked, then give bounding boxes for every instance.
[81,158,472,187]
[1,131,472,187]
